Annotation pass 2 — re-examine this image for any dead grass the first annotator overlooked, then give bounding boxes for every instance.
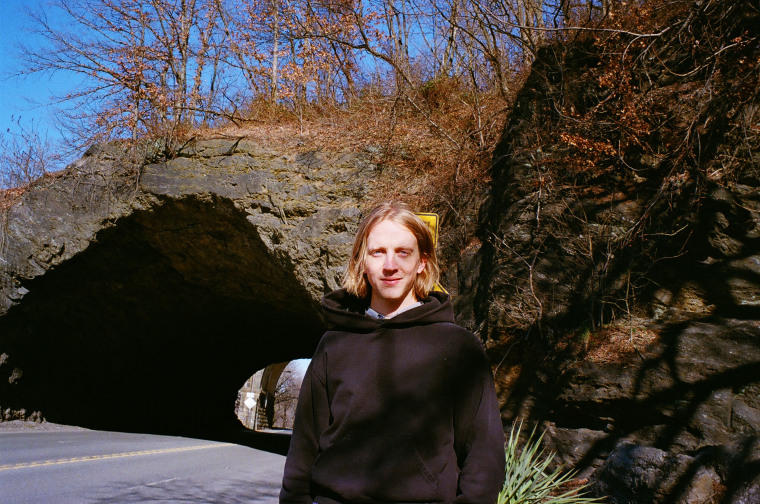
[195,91,503,223]
[557,317,660,364]
[584,319,659,363]
[0,187,27,212]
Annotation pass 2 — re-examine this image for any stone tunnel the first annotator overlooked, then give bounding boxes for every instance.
[0,139,371,434]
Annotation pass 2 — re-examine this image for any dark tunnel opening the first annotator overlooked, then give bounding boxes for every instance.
[0,195,325,436]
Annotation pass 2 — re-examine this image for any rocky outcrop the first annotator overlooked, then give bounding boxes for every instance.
[474,1,760,502]
[0,139,372,431]
[590,440,760,504]
[546,319,760,503]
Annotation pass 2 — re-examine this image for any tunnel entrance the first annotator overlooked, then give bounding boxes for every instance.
[0,195,325,434]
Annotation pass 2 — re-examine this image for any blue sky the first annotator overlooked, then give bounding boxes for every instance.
[0,1,61,141]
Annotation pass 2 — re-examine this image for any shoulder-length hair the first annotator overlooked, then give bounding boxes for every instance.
[342,202,440,300]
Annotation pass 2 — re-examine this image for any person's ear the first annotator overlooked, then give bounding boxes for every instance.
[416,256,427,275]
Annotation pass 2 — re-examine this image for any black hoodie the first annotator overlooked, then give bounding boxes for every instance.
[280,290,505,504]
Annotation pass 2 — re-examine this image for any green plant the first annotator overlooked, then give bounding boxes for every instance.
[498,423,603,504]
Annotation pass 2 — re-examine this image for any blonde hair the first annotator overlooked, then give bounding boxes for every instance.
[342,202,440,300]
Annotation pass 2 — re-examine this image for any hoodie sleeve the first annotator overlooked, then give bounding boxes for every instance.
[280,348,330,504]
[453,337,505,504]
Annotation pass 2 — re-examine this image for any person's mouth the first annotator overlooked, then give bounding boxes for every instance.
[381,277,401,286]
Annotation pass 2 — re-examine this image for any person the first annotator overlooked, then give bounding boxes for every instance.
[280,202,505,504]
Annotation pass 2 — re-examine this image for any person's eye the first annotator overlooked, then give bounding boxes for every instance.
[398,250,410,257]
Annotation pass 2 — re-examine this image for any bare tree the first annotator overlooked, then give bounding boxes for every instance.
[18,0,228,145]
[217,0,285,104]
[11,0,614,151]
[271,369,300,428]
[0,118,63,188]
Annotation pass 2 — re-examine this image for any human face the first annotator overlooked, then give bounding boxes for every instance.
[364,219,427,316]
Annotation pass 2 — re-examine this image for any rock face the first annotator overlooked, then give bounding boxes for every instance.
[550,319,760,503]
[472,2,760,502]
[590,441,760,504]
[0,139,372,431]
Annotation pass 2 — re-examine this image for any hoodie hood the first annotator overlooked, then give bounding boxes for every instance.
[321,288,455,332]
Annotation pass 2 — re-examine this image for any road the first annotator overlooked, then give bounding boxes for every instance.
[0,425,286,504]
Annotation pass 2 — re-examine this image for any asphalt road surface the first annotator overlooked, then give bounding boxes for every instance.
[0,423,286,504]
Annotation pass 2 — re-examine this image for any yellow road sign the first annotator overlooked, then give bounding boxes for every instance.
[415,213,439,246]
[415,212,448,294]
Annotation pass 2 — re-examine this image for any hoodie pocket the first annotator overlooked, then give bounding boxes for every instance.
[312,434,442,502]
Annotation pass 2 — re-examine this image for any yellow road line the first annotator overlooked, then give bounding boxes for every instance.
[0,443,234,472]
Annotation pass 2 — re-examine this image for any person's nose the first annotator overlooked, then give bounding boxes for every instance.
[383,254,397,271]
